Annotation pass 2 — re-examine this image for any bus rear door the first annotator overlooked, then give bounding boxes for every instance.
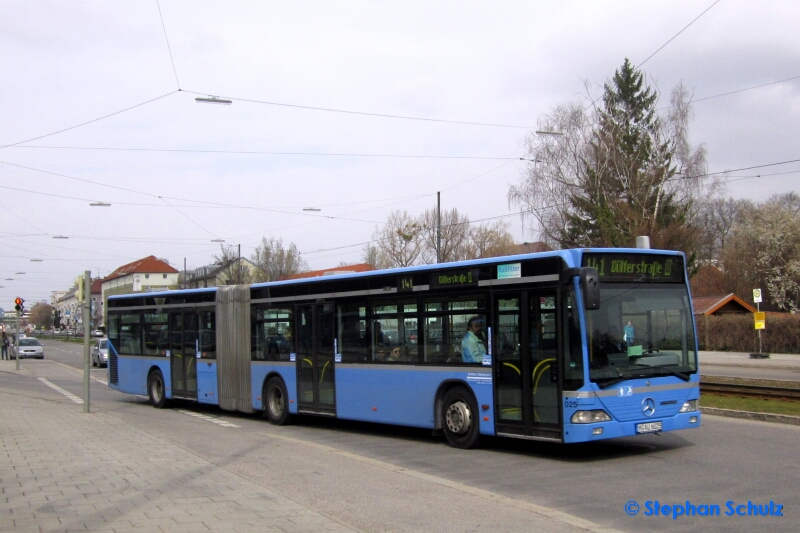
[296,303,336,415]
[169,311,198,399]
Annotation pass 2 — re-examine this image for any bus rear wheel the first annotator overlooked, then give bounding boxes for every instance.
[148,369,167,409]
[264,377,291,425]
[441,387,480,449]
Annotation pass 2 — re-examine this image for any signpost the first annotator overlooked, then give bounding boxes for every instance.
[751,288,767,358]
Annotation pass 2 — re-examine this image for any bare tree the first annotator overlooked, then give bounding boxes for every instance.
[418,207,471,264]
[250,237,308,282]
[465,220,517,259]
[362,243,391,270]
[212,244,250,285]
[696,197,751,263]
[372,210,423,268]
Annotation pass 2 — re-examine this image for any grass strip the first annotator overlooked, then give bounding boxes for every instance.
[702,393,800,417]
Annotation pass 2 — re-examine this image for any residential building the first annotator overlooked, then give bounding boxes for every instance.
[184,258,259,288]
[101,256,179,309]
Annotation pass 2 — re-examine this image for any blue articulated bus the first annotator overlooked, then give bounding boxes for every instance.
[106,248,700,448]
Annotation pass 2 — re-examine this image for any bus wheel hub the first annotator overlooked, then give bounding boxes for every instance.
[446,401,471,435]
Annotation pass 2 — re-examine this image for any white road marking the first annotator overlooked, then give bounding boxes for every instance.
[38,377,83,404]
[175,409,239,428]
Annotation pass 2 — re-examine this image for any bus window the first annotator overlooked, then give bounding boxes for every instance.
[119,314,142,355]
[338,302,367,363]
[143,313,168,355]
[423,296,485,364]
[253,308,293,361]
[199,311,216,359]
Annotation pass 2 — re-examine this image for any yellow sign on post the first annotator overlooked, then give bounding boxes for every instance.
[754,312,766,330]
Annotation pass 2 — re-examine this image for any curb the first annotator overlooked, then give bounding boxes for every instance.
[700,406,800,426]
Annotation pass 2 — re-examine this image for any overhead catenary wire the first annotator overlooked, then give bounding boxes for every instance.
[6,145,518,161]
[155,0,181,90]
[0,91,180,150]
[180,89,535,129]
[637,0,721,68]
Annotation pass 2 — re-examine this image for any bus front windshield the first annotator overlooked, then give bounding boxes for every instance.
[585,284,697,388]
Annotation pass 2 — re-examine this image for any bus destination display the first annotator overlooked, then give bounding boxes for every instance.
[582,253,683,283]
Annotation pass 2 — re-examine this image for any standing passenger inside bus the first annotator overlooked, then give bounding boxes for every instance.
[461,317,487,363]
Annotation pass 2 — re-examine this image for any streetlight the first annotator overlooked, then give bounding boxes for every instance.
[90,202,111,207]
[303,207,321,212]
[52,235,69,239]
[211,239,225,243]
[195,96,232,105]
[535,130,564,136]
[30,259,43,262]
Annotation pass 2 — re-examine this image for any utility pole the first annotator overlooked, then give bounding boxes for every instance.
[15,307,20,371]
[82,271,91,413]
[436,191,441,264]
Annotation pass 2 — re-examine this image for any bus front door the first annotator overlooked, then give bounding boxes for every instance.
[296,303,336,415]
[494,290,561,440]
[170,311,198,399]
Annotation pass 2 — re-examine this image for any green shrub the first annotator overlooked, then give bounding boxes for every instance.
[696,314,800,354]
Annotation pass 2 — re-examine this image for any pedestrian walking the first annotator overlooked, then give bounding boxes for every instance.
[1,331,9,360]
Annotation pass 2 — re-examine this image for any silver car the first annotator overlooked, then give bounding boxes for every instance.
[13,338,44,359]
[92,338,109,367]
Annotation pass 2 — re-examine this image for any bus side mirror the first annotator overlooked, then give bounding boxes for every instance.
[562,267,600,310]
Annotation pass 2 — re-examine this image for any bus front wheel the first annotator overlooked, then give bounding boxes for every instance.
[264,377,291,425]
[441,387,480,449]
[148,369,167,409]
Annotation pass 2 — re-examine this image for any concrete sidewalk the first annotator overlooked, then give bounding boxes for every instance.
[700,350,800,370]
[0,364,357,533]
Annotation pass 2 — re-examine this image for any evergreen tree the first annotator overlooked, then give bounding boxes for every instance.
[564,59,684,248]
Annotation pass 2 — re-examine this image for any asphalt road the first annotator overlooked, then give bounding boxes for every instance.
[25,339,800,532]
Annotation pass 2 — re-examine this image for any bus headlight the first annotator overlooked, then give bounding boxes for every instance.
[679,400,698,413]
[571,410,611,424]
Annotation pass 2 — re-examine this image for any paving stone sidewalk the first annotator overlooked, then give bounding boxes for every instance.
[0,381,356,533]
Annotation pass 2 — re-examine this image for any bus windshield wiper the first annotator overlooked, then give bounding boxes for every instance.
[596,366,689,389]
[597,375,629,389]
[650,365,690,381]
[596,369,635,389]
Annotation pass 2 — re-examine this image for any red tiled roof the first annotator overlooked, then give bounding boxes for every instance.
[692,293,756,316]
[90,278,103,294]
[280,263,375,281]
[104,256,179,282]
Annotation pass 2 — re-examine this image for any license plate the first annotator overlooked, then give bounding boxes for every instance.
[636,421,662,433]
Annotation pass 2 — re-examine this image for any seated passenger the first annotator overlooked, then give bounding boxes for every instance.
[389,346,409,361]
[461,317,487,363]
[375,347,389,362]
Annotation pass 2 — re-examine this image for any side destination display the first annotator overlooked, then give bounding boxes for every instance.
[582,253,684,283]
[430,268,479,289]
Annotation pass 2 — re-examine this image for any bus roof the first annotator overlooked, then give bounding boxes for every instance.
[107,247,685,301]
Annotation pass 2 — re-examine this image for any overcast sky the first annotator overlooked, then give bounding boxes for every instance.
[2,0,799,305]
